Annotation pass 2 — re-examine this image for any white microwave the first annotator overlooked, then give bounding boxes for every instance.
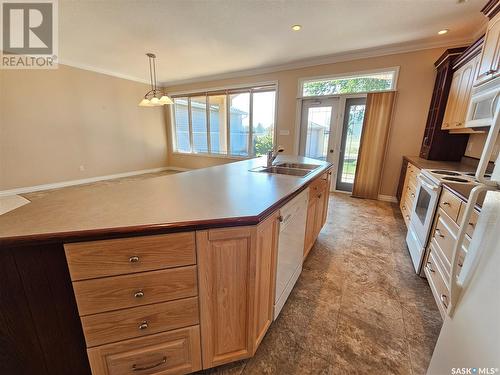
[466,76,500,128]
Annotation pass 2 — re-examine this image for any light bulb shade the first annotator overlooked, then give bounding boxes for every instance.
[159,95,174,105]
[138,98,153,107]
[150,97,161,106]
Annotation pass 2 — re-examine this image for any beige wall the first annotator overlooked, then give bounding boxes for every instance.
[0,65,168,190]
[165,48,445,197]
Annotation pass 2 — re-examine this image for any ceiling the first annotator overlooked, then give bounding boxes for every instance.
[59,0,486,86]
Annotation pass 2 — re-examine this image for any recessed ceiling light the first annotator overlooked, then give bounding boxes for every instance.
[438,29,449,35]
[291,24,302,31]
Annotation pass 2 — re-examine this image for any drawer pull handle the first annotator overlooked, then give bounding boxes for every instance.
[129,255,140,263]
[317,194,322,198]
[134,290,144,298]
[458,261,463,267]
[435,229,445,238]
[132,356,167,372]
[138,320,148,330]
[440,294,448,309]
[426,261,435,273]
[468,222,475,228]
[442,202,451,206]
[405,215,410,220]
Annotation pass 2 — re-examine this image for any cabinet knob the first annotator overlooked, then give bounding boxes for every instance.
[138,320,148,330]
[129,255,140,263]
[435,229,445,238]
[278,215,283,223]
[442,201,450,206]
[440,294,448,309]
[317,194,322,199]
[134,290,144,298]
[426,261,435,273]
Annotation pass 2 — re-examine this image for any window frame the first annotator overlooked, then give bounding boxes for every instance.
[170,82,278,159]
[297,67,400,99]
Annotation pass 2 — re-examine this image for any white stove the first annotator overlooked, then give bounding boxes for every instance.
[423,169,491,186]
[405,169,486,274]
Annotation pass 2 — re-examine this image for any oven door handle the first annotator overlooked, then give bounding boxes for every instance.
[417,176,438,191]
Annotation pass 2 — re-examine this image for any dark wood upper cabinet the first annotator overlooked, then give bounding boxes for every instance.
[419,47,470,161]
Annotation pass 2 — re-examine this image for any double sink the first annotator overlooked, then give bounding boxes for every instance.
[251,162,320,177]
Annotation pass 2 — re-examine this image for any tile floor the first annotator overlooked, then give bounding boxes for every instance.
[197,193,442,375]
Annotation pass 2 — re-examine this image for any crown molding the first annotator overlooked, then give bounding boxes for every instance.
[58,58,150,85]
[58,36,473,88]
[162,36,473,87]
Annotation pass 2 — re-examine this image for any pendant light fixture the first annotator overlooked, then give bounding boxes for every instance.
[138,53,173,107]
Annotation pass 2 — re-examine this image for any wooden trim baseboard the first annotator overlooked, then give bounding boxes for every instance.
[378,194,398,203]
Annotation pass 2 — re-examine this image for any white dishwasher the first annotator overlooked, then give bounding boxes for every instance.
[274,188,308,319]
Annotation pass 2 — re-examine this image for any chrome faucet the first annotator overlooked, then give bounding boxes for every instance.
[267,146,284,167]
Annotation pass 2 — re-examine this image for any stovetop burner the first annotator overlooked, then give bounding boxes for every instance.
[442,176,470,183]
[430,170,461,176]
[464,172,492,178]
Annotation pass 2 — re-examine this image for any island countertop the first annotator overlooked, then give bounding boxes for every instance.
[0,156,332,246]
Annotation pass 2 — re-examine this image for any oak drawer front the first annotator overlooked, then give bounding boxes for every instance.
[87,326,202,375]
[401,196,413,225]
[82,297,199,347]
[65,233,196,281]
[73,266,198,316]
[438,190,461,222]
[308,177,327,199]
[457,206,479,238]
[433,209,458,266]
[424,249,449,317]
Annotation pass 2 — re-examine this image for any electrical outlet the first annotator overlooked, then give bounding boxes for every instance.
[79,165,85,172]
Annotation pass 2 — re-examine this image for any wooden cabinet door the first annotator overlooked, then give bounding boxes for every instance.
[253,211,279,350]
[454,56,479,128]
[476,12,500,85]
[321,171,332,227]
[303,197,318,258]
[314,187,326,239]
[442,71,460,129]
[196,227,257,369]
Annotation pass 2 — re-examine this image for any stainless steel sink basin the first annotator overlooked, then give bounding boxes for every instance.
[275,162,320,170]
[260,166,311,176]
[250,165,315,177]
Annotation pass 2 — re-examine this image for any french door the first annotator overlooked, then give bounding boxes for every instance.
[336,97,367,192]
[299,97,339,163]
[299,96,366,193]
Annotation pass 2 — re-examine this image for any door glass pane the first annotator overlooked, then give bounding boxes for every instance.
[305,106,331,160]
[229,92,250,156]
[340,103,365,184]
[415,188,431,224]
[173,97,190,152]
[208,95,227,155]
[252,91,275,156]
[191,96,208,153]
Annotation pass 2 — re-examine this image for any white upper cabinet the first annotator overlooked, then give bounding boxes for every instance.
[475,11,500,86]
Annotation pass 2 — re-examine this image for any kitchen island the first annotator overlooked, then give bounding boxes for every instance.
[0,156,333,375]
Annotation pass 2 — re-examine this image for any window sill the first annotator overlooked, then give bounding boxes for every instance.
[171,151,256,161]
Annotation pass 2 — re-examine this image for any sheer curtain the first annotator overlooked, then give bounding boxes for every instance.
[352,91,396,199]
